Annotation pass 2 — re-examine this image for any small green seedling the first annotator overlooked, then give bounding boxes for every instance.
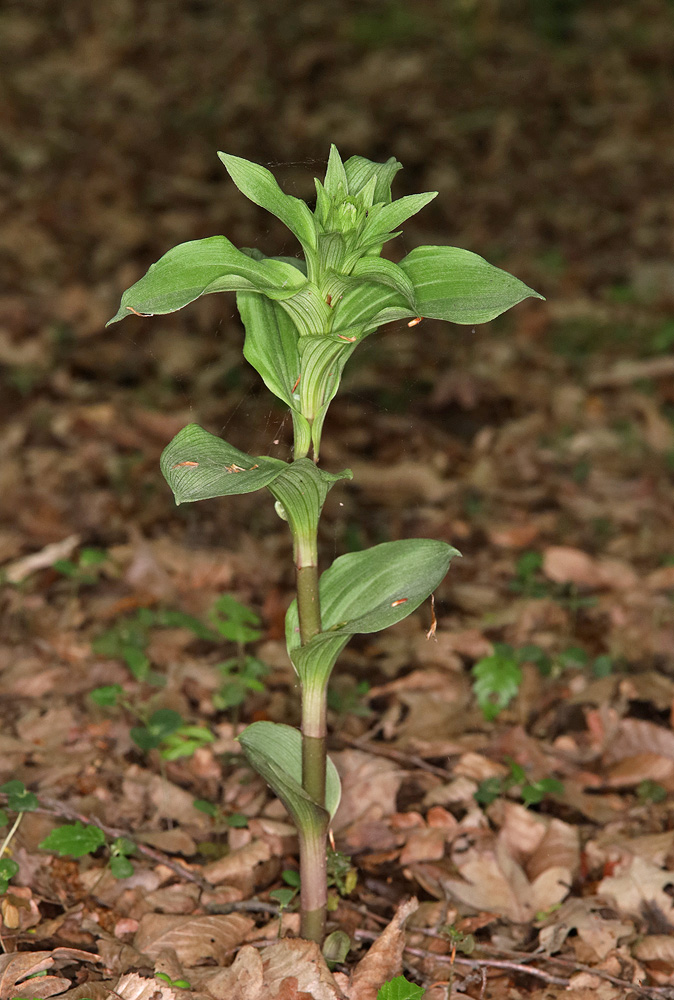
[155,974,192,990]
[209,596,271,713]
[53,547,108,587]
[636,780,667,804]
[109,145,541,941]
[269,868,301,911]
[90,687,214,761]
[39,822,137,880]
[0,781,38,893]
[475,758,564,808]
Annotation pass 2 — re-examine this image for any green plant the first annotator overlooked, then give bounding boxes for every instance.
[53,546,108,587]
[38,822,137,879]
[0,781,38,893]
[109,145,541,942]
[210,596,271,713]
[474,758,563,808]
[90,687,214,761]
[377,976,425,1000]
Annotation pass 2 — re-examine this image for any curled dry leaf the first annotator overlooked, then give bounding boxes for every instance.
[603,717,674,765]
[199,939,342,1000]
[598,855,674,921]
[442,837,572,923]
[134,911,253,965]
[114,971,179,1000]
[538,897,633,960]
[633,934,674,964]
[332,749,403,830]
[0,951,54,997]
[347,897,419,1000]
[202,838,272,887]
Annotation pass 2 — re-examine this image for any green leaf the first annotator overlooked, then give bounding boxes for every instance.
[160,424,287,504]
[0,781,38,813]
[238,288,301,408]
[296,336,359,458]
[361,191,437,246]
[377,975,426,1000]
[238,721,341,821]
[323,145,349,200]
[348,257,418,311]
[107,236,307,325]
[0,810,8,827]
[39,822,106,858]
[132,708,184,751]
[109,855,135,879]
[400,245,544,324]
[89,684,123,707]
[218,152,317,255]
[268,459,352,567]
[286,539,458,692]
[343,154,403,204]
[472,649,522,721]
[0,858,19,881]
[323,929,351,965]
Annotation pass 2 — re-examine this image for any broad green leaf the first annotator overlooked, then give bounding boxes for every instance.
[330,281,410,339]
[218,152,317,254]
[237,289,300,408]
[472,648,522,721]
[268,459,352,567]
[377,975,426,1000]
[400,245,544,324]
[39,821,106,858]
[343,154,402,204]
[107,237,307,325]
[349,257,418,312]
[238,721,341,822]
[109,855,135,879]
[0,780,38,813]
[286,539,459,691]
[160,424,287,504]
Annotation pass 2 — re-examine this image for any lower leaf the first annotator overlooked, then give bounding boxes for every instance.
[238,721,341,822]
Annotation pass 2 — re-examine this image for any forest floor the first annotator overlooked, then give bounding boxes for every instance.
[2,2,674,998]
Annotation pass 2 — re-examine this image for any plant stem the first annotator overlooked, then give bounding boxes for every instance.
[298,823,328,943]
[296,565,321,644]
[295,553,328,943]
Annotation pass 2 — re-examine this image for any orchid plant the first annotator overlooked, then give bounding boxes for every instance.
[109,146,542,943]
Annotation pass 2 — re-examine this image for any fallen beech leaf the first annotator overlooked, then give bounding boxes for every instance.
[543,546,604,588]
[202,838,272,886]
[134,912,253,964]
[442,839,571,922]
[348,897,418,1000]
[633,934,674,963]
[598,855,674,921]
[114,971,179,1000]
[539,897,633,960]
[605,752,674,788]
[198,944,264,1000]
[399,827,446,864]
[0,951,54,996]
[332,750,403,830]
[604,718,674,764]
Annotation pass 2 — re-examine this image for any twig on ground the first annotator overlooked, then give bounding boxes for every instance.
[336,734,454,779]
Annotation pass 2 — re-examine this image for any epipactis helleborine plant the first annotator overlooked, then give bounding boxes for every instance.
[108,146,543,944]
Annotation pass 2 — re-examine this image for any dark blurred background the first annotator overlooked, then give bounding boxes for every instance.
[1,0,673,572]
